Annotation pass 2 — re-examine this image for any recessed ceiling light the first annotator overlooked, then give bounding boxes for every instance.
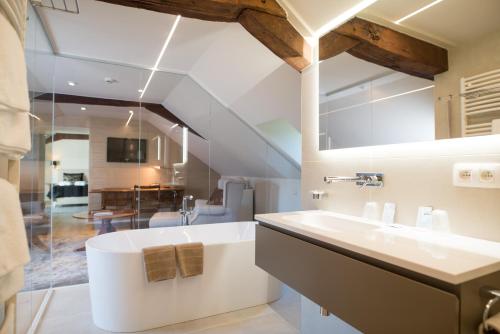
[104,77,118,84]
[80,106,87,111]
[138,89,143,93]
[67,81,77,86]
[395,0,444,25]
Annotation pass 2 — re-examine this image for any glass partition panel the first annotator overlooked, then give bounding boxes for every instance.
[46,56,147,286]
[17,5,56,332]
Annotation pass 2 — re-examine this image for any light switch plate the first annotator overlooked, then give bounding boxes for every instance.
[453,163,500,189]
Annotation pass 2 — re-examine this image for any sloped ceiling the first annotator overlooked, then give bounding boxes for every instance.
[35,0,301,132]
[29,0,301,177]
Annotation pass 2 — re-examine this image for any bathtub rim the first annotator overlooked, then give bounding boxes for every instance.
[85,221,258,255]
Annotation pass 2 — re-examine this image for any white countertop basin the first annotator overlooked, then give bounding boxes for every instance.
[255,210,500,284]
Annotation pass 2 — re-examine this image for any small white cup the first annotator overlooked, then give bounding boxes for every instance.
[431,210,450,233]
[363,202,381,221]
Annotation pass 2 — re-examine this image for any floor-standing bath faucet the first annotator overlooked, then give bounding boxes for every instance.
[180,195,194,225]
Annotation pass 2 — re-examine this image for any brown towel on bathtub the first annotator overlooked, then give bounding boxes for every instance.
[175,242,204,278]
[143,245,176,282]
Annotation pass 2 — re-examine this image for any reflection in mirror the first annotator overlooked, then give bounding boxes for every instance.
[319,54,434,150]
[319,0,500,150]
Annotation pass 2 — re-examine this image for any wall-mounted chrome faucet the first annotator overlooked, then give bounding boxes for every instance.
[324,173,384,188]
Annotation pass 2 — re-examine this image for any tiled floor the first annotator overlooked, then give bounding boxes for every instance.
[17,284,300,334]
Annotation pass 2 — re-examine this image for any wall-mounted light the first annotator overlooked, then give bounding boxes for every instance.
[140,15,181,99]
[182,127,188,164]
[395,0,444,25]
[152,135,161,160]
[125,110,134,127]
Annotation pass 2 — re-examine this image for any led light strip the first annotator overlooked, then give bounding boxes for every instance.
[320,85,435,116]
[28,112,41,120]
[125,110,134,126]
[395,0,444,24]
[315,0,378,38]
[182,127,188,164]
[140,15,181,99]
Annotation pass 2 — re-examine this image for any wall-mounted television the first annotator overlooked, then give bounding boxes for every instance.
[107,137,147,163]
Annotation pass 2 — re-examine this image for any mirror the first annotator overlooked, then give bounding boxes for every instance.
[319,0,500,150]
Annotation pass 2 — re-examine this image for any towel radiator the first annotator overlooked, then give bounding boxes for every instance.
[482,288,500,332]
[461,68,500,137]
[30,0,79,14]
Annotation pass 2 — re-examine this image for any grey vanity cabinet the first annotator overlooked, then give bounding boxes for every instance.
[255,224,460,334]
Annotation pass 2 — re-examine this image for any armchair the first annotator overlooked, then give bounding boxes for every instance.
[149,178,254,228]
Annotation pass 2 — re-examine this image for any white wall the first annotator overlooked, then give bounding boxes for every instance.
[435,30,500,138]
[163,75,301,179]
[303,50,500,242]
[301,40,500,334]
[249,177,301,214]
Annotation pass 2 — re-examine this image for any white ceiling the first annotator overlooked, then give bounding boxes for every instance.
[37,0,227,70]
[33,0,300,129]
[363,0,500,46]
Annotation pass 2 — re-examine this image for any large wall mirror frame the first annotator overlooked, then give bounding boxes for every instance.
[318,0,500,151]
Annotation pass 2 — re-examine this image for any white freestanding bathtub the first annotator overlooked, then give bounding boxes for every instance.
[86,222,283,332]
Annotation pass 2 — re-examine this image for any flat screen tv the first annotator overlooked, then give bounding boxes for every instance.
[107,137,147,163]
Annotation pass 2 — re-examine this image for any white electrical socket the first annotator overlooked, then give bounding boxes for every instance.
[453,163,500,188]
[480,169,495,183]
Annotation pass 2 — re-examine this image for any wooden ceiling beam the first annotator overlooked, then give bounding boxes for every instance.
[35,93,204,138]
[320,17,448,80]
[96,0,311,72]
[319,32,360,61]
[97,0,286,21]
[238,9,311,72]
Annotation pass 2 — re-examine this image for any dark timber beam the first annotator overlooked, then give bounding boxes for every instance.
[96,0,286,21]
[45,133,89,144]
[320,17,448,80]
[239,9,311,72]
[35,93,204,138]
[97,0,311,72]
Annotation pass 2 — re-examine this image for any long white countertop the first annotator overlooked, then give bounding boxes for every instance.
[255,210,500,284]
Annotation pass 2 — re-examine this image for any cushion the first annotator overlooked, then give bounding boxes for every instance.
[207,189,223,205]
[63,173,84,182]
[149,212,182,228]
[196,205,226,215]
